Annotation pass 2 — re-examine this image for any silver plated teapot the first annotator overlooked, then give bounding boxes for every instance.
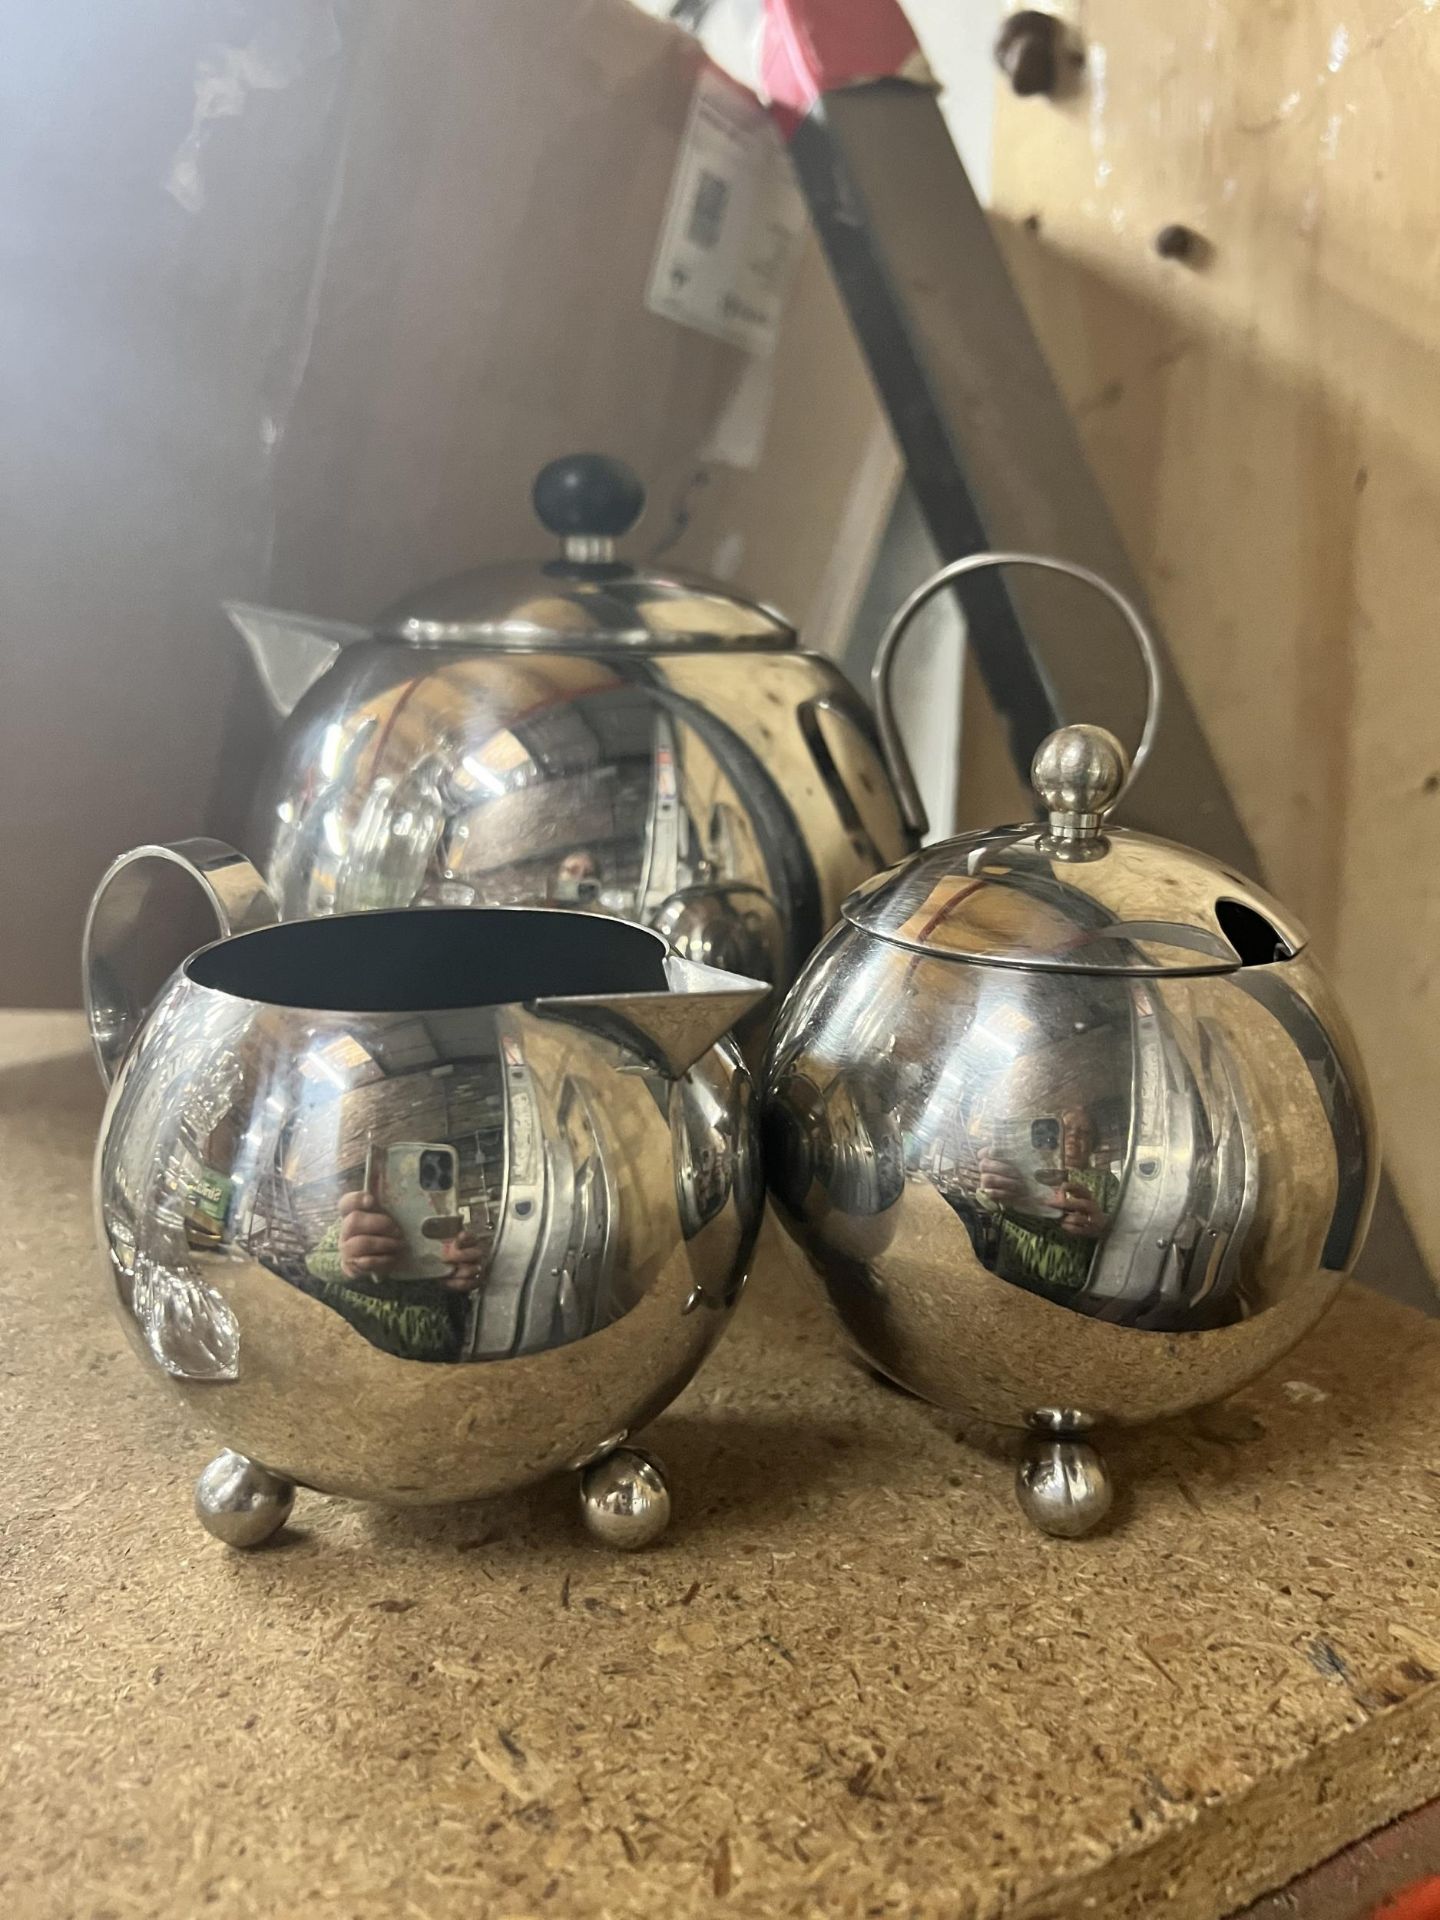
[228,454,917,1004]
[83,839,766,1549]
[763,556,1378,1536]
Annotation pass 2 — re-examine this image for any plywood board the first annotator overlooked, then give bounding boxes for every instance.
[978,0,1440,1276]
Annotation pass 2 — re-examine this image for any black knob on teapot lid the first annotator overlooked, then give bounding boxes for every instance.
[373,453,793,651]
[533,454,645,562]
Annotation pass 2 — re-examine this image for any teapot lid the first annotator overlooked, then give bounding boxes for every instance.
[845,723,1308,975]
[374,454,794,652]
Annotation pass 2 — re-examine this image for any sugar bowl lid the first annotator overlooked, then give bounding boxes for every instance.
[375,454,794,652]
[846,722,1308,975]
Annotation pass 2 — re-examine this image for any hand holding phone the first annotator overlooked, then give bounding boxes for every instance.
[338,1188,407,1279]
[979,1116,1068,1216]
[355,1140,464,1282]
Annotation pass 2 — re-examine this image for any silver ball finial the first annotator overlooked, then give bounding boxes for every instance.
[1031,724,1128,844]
[1016,1437,1114,1538]
[579,1447,672,1550]
[195,1450,295,1549]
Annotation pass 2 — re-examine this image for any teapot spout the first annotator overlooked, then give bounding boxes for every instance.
[532,957,770,1077]
[224,601,370,720]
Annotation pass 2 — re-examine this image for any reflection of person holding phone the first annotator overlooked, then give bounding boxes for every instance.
[301,1144,485,1361]
[976,1107,1118,1299]
[329,1190,484,1288]
[553,849,601,905]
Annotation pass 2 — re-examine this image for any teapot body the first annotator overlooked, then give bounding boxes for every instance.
[248,639,909,997]
[91,904,763,1511]
[764,919,1377,1433]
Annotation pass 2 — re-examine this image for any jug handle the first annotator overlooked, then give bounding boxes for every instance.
[82,839,278,1087]
[871,551,1164,839]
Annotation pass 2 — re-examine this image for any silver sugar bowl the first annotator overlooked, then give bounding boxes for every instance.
[83,840,766,1549]
[763,557,1378,1536]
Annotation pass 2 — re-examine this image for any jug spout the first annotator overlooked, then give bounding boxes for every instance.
[225,601,370,720]
[533,957,769,1077]
[661,956,772,1070]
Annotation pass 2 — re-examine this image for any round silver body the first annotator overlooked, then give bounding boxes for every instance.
[93,909,763,1506]
[763,921,1378,1433]
[247,639,908,997]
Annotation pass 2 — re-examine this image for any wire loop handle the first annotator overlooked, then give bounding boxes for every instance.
[871,551,1164,838]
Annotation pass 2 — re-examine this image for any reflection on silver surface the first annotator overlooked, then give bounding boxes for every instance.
[89,875,765,1520]
[765,931,1375,1410]
[236,641,905,1005]
[763,722,1379,1533]
[229,458,911,1010]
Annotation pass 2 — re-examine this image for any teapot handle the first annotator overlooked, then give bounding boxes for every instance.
[871,551,1164,839]
[82,839,278,1087]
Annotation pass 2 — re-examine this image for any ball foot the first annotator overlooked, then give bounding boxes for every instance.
[579,1446,671,1550]
[195,1450,295,1549]
[1016,1435,1113,1538]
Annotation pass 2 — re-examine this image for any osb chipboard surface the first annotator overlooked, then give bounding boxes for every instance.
[4,1011,1440,1920]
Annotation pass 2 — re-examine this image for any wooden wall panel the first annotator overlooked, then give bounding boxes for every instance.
[973,0,1440,1272]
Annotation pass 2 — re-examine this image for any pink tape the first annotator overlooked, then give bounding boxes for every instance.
[761,0,922,137]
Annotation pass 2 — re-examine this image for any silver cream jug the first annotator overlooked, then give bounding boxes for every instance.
[83,839,767,1549]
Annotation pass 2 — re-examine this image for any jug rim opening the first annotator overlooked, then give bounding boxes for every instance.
[184,906,672,1014]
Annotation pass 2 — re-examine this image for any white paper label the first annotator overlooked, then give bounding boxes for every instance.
[646,66,807,356]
